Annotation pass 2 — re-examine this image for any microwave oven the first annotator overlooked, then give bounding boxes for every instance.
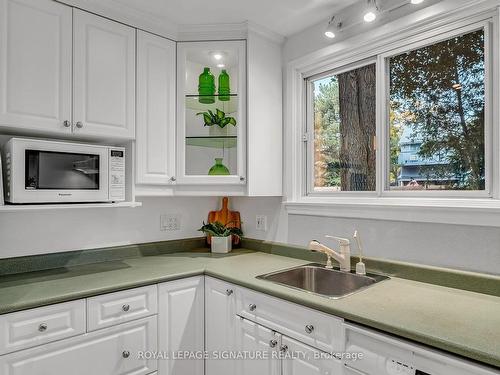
[2,138,125,204]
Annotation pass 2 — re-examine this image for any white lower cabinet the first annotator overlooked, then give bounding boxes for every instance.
[0,316,157,375]
[205,276,238,375]
[234,316,280,375]
[281,335,342,375]
[158,276,204,375]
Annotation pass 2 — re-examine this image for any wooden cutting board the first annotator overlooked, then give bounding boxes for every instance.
[207,197,241,245]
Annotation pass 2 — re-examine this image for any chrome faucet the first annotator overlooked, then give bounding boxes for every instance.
[308,235,351,272]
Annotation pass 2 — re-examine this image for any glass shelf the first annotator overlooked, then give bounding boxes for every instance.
[186,136,237,149]
[185,95,238,114]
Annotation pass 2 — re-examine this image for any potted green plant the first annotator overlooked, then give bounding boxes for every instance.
[196,109,237,136]
[198,221,243,253]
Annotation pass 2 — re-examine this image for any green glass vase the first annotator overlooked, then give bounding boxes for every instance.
[198,67,215,104]
[208,158,230,175]
[218,69,230,101]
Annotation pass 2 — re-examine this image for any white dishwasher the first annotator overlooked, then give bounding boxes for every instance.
[343,323,499,375]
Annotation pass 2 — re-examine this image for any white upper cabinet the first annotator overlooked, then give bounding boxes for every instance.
[0,0,72,134]
[247,31,283,196]
[136,31,176,185]
[176,40,246,185]
[73,9,135,139]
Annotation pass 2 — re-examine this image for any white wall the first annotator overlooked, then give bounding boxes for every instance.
[286,214,500,275]
[0,196,283,258]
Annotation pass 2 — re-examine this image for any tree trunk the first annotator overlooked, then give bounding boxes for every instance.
[338,64,376,191]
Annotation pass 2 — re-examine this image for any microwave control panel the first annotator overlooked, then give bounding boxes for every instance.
[108,148,125,201]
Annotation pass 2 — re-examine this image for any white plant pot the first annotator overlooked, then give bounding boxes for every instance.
[211,236,232,254]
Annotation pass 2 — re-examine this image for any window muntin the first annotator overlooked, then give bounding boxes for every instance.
[308,63,376,193]
[388,29,486,191]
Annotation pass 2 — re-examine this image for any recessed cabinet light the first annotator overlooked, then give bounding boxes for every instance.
[411,0,424,4]
[363,0,378,23]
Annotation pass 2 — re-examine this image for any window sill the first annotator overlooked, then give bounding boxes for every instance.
[284,197,500,227]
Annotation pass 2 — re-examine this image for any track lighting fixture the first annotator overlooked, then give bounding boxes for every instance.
[363,0,378,23]
[324,16,337,39]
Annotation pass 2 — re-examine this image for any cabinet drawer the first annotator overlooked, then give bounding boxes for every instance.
[236,286,344,353]
[87,285,157,331]
[0,300,85,355]
[0,316,157,375]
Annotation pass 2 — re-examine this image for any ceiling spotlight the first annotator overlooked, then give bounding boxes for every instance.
[363,0,378,23]
[411,0,424,4]
[324,16,337,39]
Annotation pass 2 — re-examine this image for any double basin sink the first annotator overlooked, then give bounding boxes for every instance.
[257,263,389,299]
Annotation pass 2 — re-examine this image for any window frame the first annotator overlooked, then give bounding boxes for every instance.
[379,21,493,198]
[305,58,378,197]
[302,19,494,199]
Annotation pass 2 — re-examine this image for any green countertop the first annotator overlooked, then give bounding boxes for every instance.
[0,249,499,369]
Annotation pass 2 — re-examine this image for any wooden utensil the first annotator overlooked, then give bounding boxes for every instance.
[207,197,241,245]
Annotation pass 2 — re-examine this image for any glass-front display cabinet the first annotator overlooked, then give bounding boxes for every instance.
[176,41,246,185]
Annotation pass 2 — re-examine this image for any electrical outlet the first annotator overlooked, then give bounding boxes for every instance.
[256,215,267,231]
[160,214,181,231]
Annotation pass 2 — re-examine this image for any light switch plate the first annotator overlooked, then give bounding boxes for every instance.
[256,215,267,231]
[160,214,181,231]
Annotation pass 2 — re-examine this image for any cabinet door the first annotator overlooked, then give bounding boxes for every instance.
[0,316,157,375]
[176,41,246,185]
[234,316,281,375]
[0,0,72,134]
[136,31,176,185]
[205,277,238,375]
[73,9,135,139]
[282,335,343,375]
[158,276,204,375]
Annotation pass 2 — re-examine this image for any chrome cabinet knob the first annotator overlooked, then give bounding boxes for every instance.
[170,176,176,182]
[38,323,48,332]
[63,120,71,128]
[269,339,278,348]
[280,345,288,353]
[240,176,245,182]
[122,350,130,358]
[305,324,314,334]
[122,304,130,312]
[226,289,233,296]
[249,304,257,312]
[75,121,83,129]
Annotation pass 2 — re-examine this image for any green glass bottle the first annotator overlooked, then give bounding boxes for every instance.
[218,69,230,101]
[208,158,230,175]
[198,67,215,104]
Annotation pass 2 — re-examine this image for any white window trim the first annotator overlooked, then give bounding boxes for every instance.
[283,0,500,227]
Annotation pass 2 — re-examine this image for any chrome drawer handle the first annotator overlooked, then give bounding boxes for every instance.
[38,323,48,332]
[305,324,314,334]
[269,339,278,348]
[226,289,234,296]
[249,304,257,312]
[122,350,130,358]
[122,304,130,312]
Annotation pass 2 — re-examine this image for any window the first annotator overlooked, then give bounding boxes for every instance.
[303,24,490,198]
[308,63,376,193]
[389,29,486,191]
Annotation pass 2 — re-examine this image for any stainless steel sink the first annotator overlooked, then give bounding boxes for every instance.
[256,263,389,299]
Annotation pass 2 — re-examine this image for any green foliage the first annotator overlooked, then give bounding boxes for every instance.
[196,109,237,128]
[390,30,485,190]
[198,221,243,238]
[313,77,341,187]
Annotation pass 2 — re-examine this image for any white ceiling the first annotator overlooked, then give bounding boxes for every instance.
[111,0,358,37]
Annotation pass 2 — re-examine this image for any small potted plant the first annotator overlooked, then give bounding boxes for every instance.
[196,109,237,136]
[198,221,243,253]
